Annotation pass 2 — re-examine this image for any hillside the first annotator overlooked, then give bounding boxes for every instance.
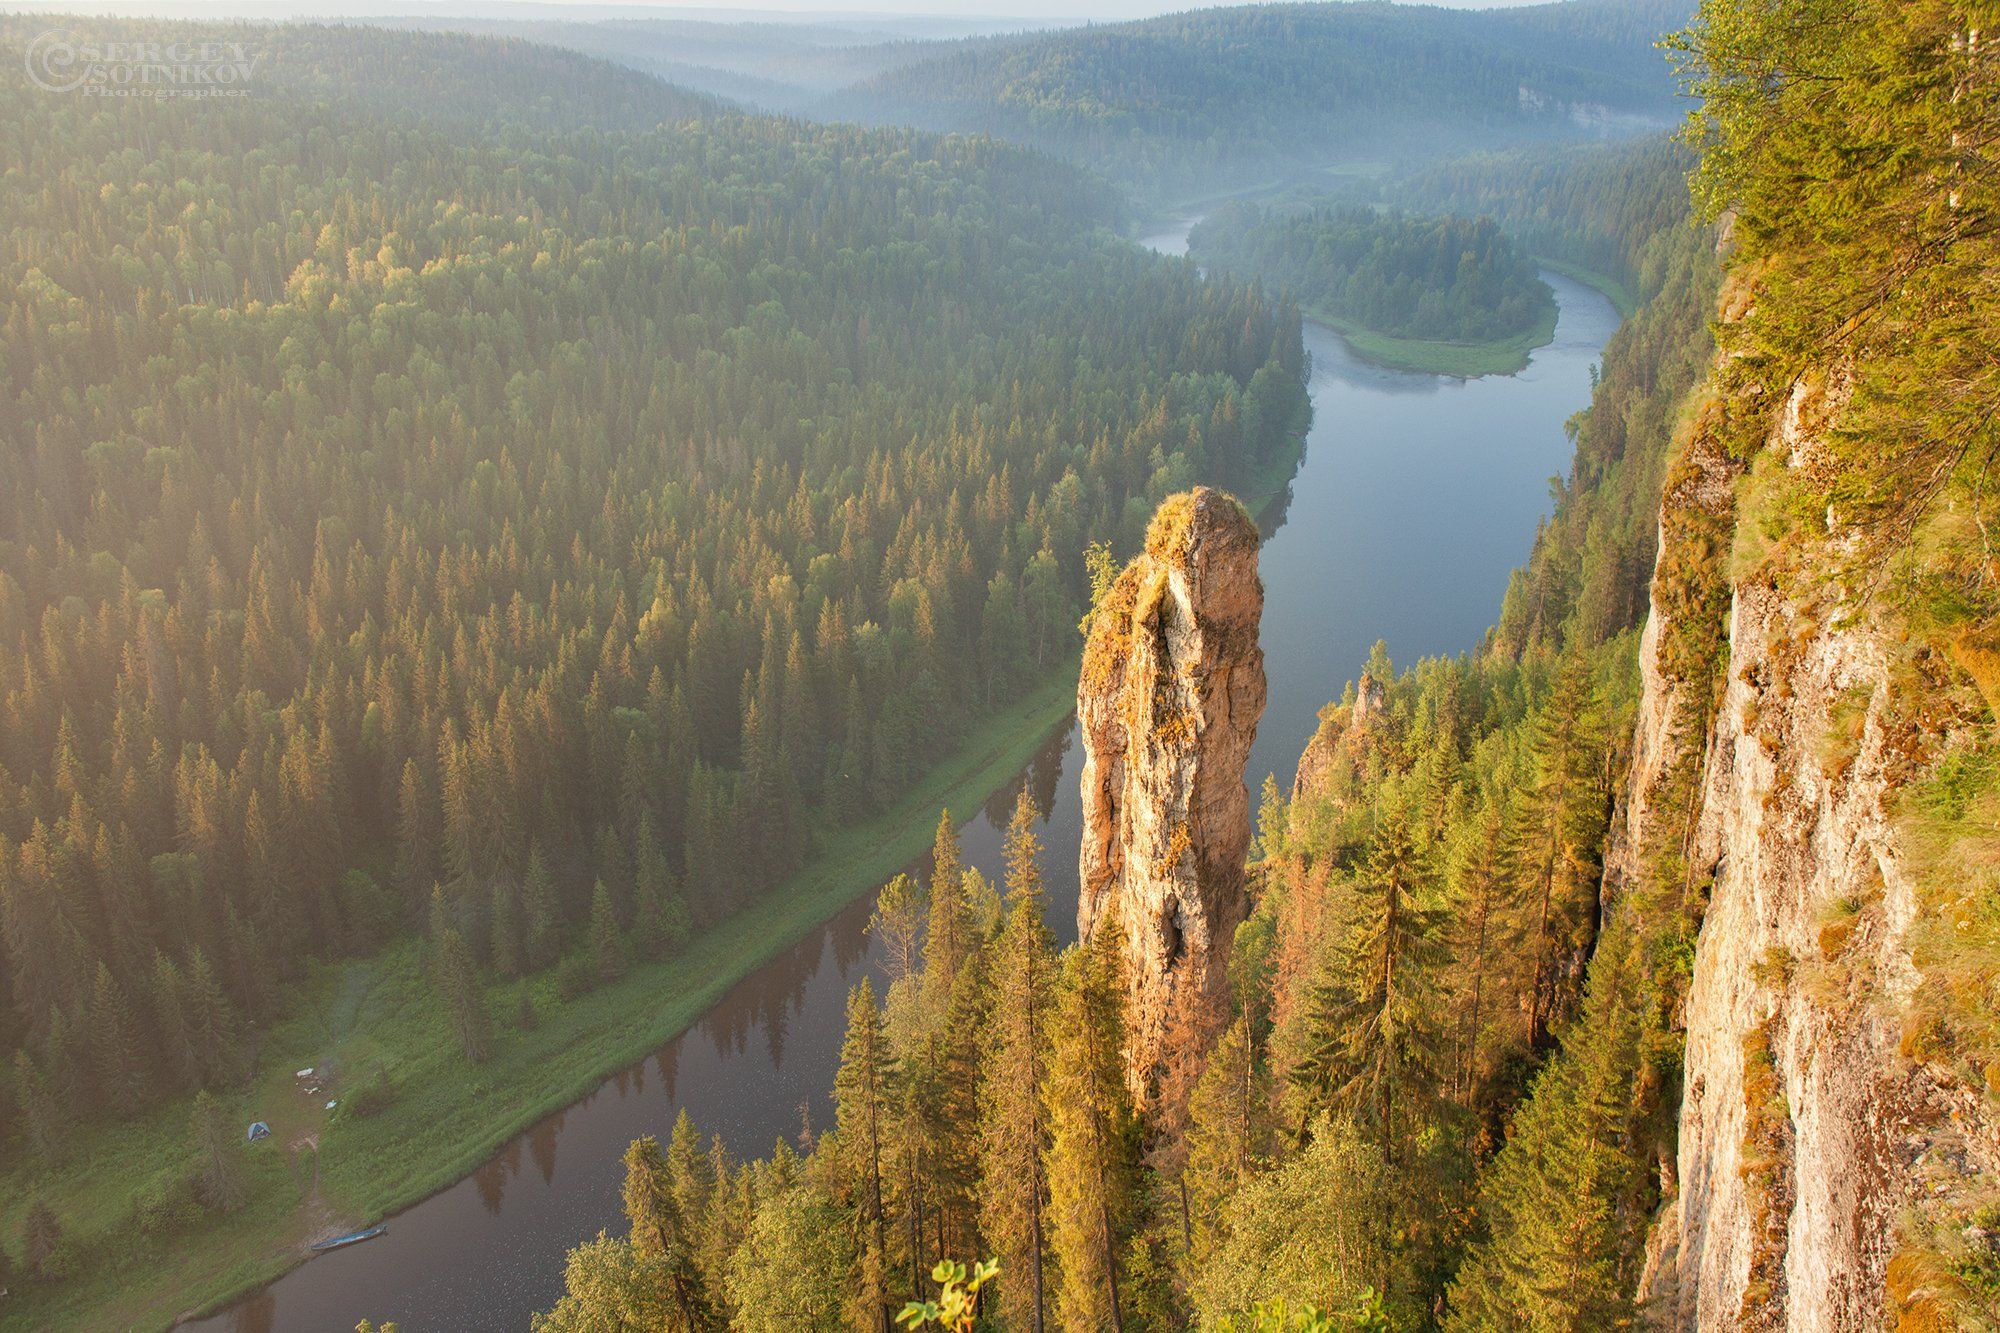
[825,0,1693,203]
[0,16,1310,1329]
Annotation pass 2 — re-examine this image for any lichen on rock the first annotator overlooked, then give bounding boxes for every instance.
[1077,486,1266,1103]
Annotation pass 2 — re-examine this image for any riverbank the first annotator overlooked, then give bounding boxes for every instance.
[0,664,1080,1333]
[2,437,1312,1333]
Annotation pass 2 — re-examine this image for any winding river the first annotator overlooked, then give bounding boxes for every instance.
[191,215,1621,1332]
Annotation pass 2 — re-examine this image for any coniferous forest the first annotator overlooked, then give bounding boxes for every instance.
[9,0,1998,1328]
[1187,203,1557,346]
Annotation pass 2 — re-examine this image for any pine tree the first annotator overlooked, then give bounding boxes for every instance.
[1044,925,1141,1333]
[834,977,896,1333]
[191,1089,247,1213]
[621,1135,712,1329]
[979,788,1057,1333]
[590,881,627,984]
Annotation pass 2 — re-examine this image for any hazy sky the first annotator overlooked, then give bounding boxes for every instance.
[6,0,1565,23]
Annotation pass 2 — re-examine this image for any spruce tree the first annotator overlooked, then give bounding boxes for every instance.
[869,873,925,985]
[87,961,145,1115]
[523,847,561,970]
[1290,809,1445,1163]
[979,789,1056,1333]
[192,1089,247,1213]
[150,952,198,1094]
[921,809,975,1029]
[1183,1015,1275,1268]
[490,876,522,980]
[1044,926,1141,1333]
[434,924,490,1063]
[621,1135,712,1329]
[834,977,896,1333]
[590,881,627,984]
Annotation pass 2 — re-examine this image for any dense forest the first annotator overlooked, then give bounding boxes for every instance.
[1187,203,1556,345]
[0,14,1310,1236]
[533,101,1725,1333]
[828,0,1692,200]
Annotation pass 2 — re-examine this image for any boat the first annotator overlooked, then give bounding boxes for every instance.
[309,1225,387,1252]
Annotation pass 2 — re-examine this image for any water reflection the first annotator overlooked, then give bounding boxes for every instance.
[187,239,1618,1333]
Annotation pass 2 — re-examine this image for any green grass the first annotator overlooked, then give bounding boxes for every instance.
[1308,298,1561,378]
[0,428,1311,1333]
[0,666,1083,1333]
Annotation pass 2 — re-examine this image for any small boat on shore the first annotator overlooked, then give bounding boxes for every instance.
[309,1225,386,1253]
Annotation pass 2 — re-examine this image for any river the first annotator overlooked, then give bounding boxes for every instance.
[191,215,1621,1332]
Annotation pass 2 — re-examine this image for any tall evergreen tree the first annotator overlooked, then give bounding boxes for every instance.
[621,1135,713,1329]
[979,789,1057,1333]
[834,978,896,1333]
[191,1089,247,1213]
[1044,925,1141,1333]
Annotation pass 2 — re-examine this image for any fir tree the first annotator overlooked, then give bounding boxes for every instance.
[869,873,925,986]
[192,1089,247,1213]
[621,1135,713,1329]
[590,881,627,984]
[12,1049,66,1166]
[921,809,976,1028]
[1183,1015,1275,1268]
[434,924,490,1063]
[979,789,1057,1333]
[1290,809,1445,1163]
[523,847,561,970]
[1044,926,1141,1333]
[834,977,896,1333]
[490,876,522,980]
[87,961,145,1115]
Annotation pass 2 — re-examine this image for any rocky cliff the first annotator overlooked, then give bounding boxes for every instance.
[1626,371,2000,1328]
[1078,487,1267,1103]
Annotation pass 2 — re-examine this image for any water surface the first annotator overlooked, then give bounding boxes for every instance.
[191,216,1619,1333]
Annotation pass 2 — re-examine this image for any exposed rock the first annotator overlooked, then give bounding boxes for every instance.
[1629,376,2000,1328]
[1292,670,1385,805]
[1077,487,1267,1103]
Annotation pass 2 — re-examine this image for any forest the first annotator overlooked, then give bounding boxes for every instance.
[0,18,1310,1319]
[530,132,1724,1329]
[828,0,1691,200]
[1187,203,1556,348]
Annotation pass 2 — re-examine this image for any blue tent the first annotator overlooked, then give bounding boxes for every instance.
[247,1121,271,1142]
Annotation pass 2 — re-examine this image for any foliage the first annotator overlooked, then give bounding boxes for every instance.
[1190,204,1555,346]
[895,1257,998,1331]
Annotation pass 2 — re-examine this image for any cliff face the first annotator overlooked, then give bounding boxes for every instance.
[1627,378,2000,1328]
[1078,487,1267,1102]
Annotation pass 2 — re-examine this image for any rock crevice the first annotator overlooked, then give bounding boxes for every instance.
[1077,487,1266,1101]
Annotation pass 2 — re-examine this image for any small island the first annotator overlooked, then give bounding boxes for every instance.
[1187,201,1560,376]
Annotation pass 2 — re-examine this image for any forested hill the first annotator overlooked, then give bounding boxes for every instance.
[0,19,1309,1322]
[823,0,1694,202]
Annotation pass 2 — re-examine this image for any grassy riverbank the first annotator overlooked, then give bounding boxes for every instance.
[1310,298,1560,378]
[1533,256,1639,319]
[0,424,1311,1333]
[0,666,1083,1333]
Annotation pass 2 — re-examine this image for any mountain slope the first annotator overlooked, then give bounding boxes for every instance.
[826,0,1693,201]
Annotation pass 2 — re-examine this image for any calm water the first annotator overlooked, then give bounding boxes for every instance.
[189,218,1619,1332]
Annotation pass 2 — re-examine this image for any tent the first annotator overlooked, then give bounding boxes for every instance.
[246,1121,271,1142]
